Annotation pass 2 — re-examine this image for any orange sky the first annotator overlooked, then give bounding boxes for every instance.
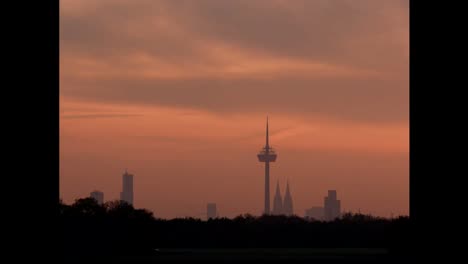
[60,0,409,218]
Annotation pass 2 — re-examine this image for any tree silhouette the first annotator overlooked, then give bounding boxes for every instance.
[70,197,106,217]
[59,198,410,259]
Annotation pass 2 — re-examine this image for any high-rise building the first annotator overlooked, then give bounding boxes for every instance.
[283,181,294,216]
[257,117,277,215]
[207,203,217,219]
[90,190,104,205]
[120,169,134,205]
[305,206,324,220]
[272,180,283,215]
[324,190,341,221]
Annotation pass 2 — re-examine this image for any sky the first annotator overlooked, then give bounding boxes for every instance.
[60,0,409,219]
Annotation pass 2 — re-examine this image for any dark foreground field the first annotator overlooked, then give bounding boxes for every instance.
[79,248,408,263]
[60,199,412,263]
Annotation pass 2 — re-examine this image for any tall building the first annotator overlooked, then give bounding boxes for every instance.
[207,203,217,219]
[324,190,341,221]
[90,190,104,205]
[283,181,294,216]
[120,169,134,205]
[272,180,283,215]
[257,117,277,215]
[305,206,324,221]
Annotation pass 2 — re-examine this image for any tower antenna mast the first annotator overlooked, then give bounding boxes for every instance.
[257,117,277,215]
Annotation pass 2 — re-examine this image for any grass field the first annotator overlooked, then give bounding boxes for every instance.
[97,248,401,263]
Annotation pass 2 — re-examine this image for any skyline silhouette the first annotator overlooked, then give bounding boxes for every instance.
[77,118,361,219]
[64,117,406,220]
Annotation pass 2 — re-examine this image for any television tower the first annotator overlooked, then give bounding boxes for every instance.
[257,117,277,215]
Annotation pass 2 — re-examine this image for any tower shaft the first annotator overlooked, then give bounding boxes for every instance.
[257,117,277,215]
[265,161,270,214]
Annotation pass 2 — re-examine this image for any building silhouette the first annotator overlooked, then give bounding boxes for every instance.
[90,190,104,205]
[257,117,277,215]
[120,169,134,205]
[271,180,295,215]
[283,181,294,216]
[207,203,217,219]
[272,180,283,215]
[324,190,341,221]
[305,206,324,220]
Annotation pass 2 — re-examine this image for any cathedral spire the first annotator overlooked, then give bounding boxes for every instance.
[275,180,281,196]
[283,180,293,216]
[272,180,283,215]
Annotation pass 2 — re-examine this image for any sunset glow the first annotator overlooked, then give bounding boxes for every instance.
[60,0,409,218]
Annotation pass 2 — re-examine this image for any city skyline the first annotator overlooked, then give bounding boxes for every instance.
[60,0,409,219]
[75,153,395,219]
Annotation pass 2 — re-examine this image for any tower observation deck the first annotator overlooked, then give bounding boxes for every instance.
[257,117,277,215]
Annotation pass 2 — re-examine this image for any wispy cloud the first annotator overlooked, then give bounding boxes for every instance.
[60,0,408,122]
[61,114,143,119]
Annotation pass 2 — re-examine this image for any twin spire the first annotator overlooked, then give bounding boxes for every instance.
[272,179,294,216]
[272,180,283,215]
[285,180,291,198]
[283,180,293,215]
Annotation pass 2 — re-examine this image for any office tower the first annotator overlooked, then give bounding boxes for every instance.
[120,169,134,205]
[90,190,104,205]
[305,206,324,220]
[272,180,283,215]
[282,181,294,216]
[324,190,341,221]
[257,117,277,215]
[207,203,217,219]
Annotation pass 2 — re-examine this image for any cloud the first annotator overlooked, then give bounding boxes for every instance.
[61,75,408,122]
[60,0,408,122]
[61,114,143,119]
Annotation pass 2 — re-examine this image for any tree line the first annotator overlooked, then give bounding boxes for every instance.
[59,197,411,258]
